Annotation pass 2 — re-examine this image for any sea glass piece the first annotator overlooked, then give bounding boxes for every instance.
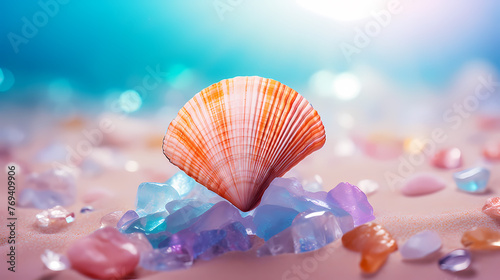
[36,206,75,229]
[453,167,490,193]
[136,182,180,217]
[100,211,124,228]
[164,171,196,197]
[257,210,346,256]
[327,182,375,226]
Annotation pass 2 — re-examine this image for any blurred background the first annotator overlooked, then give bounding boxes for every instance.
[1,0,500,181]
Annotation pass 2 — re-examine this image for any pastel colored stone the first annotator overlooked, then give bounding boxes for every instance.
[36,206,75,229]
[164,202,214,233]
[438,249,471,272]
[100,211,124,228]
[253,205,299,241]
[482,197,500,219]
[256,227,295,257]
[122,211,170,234]
[260,178,354,234]
[140,246,193,271]
[400,230,442,260]
[342,223,397,274]
[327,182,375,226]
[482,142,500,161]
[41,249,70,271]
[193,229,227,259]
[19,169,76,209]
[401,173,446,196]
[257,211,346,256]
[67,227,140,279]
[158,229,198,255]
[431,147,462,169]
[136,182,180,217]
[117,210,139,229]
[181,201,255,235]
[453,167,490,193]
[159,221,251,260]
[461,227,500,250]
[220,221,252,252]
[292,211,345,253]
[165,171,196,197]
[127,232,153,253]
[357,179,379,196]
[80,206,94,213]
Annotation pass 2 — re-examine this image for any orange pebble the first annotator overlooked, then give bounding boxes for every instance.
[342,223,397,273]
[461,227,500,250]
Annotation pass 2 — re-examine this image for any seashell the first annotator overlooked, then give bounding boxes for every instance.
[163,76,326,211]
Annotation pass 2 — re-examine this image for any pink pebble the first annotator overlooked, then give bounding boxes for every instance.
[402,173,446,196]
[482,197,500,220]
[67,227,139,279]
[483,142,500,161]
[431,148,462,169]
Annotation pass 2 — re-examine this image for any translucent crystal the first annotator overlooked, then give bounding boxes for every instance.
[257,211,346,256]
[136,182,180,217]
[438,249,471,272]
[164,171,196,197]
[117,210,139,229]
[326,182,375,226]
[41,249,70,271]
[140,246,193,271]
[36,206,75,229]
[253,205,299,241]
[453,167,490,193]
[260,178,354,233]
[100,211,124,228]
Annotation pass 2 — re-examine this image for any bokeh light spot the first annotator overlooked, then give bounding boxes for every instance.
[0,68,15,92]
[119,90,142,113]
[332,73,361,100]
